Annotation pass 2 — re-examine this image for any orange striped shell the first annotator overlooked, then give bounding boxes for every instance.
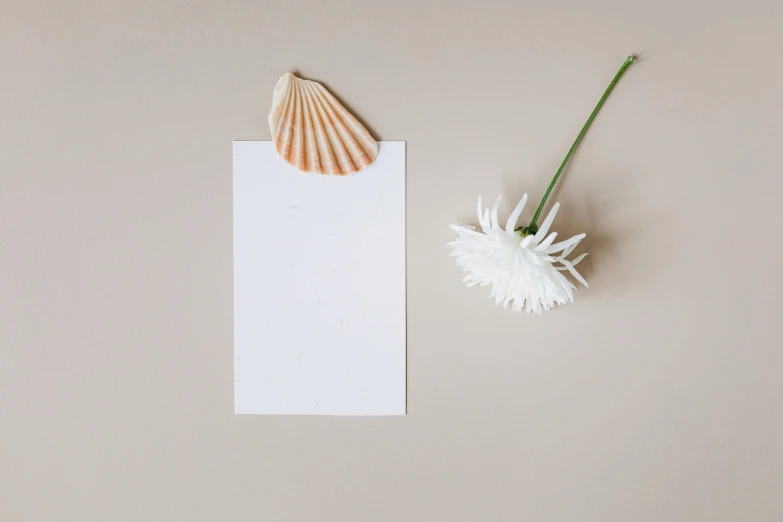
[268,73,378,175]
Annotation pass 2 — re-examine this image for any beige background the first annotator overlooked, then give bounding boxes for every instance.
[2,1,782,520]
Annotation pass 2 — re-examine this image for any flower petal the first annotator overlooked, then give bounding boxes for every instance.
[505,193,528,234]
[535,232,558,251]
[563,260,589,287]
[546,233,586,254]
[533,202,560,243]
[569,253,588,267]
[477,196,490,233]
[450,225,487,238]
[489,195,501,231]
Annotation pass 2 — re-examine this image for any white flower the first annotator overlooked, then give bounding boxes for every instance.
[448,194,588,314]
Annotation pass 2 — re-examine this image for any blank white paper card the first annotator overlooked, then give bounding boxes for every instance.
[233,141,406,415]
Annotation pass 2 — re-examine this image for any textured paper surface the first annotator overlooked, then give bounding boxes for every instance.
[233,141,406,415]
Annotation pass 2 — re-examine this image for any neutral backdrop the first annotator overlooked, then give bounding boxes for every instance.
[2,1,782,521]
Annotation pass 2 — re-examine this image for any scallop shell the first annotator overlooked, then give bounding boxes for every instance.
[268,73,377,175]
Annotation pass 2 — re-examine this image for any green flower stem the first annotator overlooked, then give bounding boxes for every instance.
[525,55,637,234]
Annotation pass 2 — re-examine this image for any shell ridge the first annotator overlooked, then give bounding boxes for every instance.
[268,73,291,134]
[276,78,298,164]
[291,78,305,170]
[268,73,377,175]
[311,83,375,168]
[299,81,321,173]
[309,84,362,173]
[275,75,298,163]
[302,81,335,174]
[308,82,348,175]
[313,83,375,162]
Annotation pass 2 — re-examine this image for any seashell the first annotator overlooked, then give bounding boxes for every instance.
[268,73,377,175]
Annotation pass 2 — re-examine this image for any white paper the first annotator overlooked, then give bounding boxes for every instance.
[233,141,406,415]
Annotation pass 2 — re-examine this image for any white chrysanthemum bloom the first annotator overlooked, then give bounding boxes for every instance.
[448,194,588,314]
